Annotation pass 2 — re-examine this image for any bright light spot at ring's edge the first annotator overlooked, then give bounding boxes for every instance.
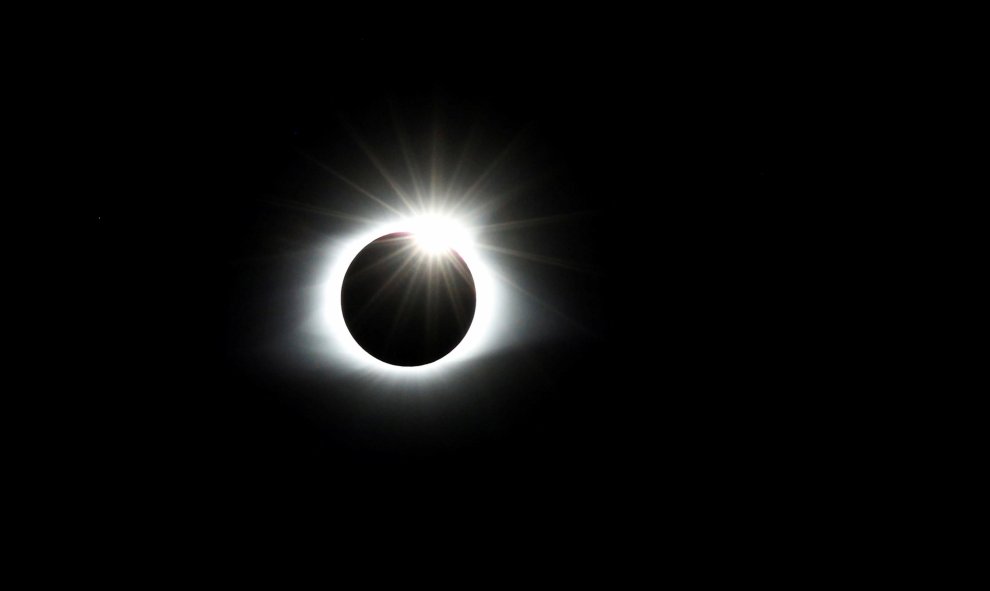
[321,213,504,379]
[409,215,472,255]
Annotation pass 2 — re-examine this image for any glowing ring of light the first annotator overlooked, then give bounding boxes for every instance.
[321,214,501,378]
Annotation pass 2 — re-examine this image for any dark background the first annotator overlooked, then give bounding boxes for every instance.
[81,25,827,520]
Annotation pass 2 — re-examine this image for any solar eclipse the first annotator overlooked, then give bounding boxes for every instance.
[321,214,503,378]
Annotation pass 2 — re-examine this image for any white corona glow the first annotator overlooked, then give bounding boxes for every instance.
[320,212,504,379]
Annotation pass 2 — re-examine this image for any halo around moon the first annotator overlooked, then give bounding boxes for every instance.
[320,215,503,378]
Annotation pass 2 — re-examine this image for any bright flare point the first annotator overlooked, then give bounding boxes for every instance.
[414,231,450,254]
[409,216,471,255]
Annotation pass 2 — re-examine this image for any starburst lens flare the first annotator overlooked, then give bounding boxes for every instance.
[303,116,581,382]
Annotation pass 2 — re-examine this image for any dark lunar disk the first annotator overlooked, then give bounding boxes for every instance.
[341,232,477,366]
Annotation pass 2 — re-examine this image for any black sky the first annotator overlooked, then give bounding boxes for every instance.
[81,25,826,522]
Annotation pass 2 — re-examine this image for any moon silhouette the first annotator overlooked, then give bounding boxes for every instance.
[340,232,477,366]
